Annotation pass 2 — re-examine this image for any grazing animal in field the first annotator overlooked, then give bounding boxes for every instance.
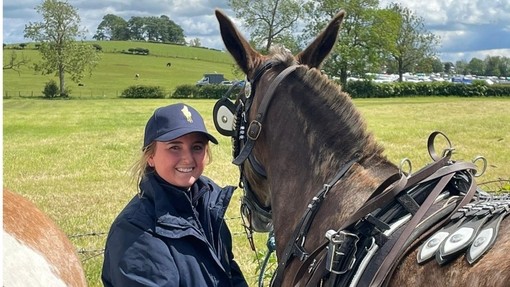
[135,73,140,79]
[3,189,87,287]
[214,9,510,287]
[166,62,172,67]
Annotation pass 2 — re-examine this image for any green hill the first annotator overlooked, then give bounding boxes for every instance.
[3,41,239,98]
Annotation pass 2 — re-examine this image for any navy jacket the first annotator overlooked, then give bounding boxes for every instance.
[102,172,248,287]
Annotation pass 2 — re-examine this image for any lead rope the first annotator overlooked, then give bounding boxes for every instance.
[258,230,277,287]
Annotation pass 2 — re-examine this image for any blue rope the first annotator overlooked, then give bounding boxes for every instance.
[258,230,276,287]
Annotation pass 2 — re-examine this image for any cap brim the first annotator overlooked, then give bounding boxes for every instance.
[155,129,218,144]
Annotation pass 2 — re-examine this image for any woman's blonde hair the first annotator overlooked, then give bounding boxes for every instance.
[131,140,213,189]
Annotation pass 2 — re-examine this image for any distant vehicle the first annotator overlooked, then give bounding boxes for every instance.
[373,74,398,83]
[220,80,233,86]
[451,77,472,84]
[196,73,226,86]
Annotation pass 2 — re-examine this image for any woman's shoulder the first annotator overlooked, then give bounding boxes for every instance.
[198,176,237,209]
[199,175,235,192]
[111,195,155,231]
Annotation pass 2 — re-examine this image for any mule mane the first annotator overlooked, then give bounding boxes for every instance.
[267,47,385,170]
[268,45,297,66]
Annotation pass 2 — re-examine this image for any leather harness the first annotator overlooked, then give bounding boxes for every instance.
[219,61,502,287]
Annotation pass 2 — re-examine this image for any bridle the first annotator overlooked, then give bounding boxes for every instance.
[214,59,365,286]
[214,59,301,236]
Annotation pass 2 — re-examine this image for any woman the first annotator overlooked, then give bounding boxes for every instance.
[102,103,248,287]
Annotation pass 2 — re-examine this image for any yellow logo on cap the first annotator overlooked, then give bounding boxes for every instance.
[181,106,193,123]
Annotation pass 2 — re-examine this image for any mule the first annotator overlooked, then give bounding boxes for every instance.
[214,9,510,287]
[3,189,87,286]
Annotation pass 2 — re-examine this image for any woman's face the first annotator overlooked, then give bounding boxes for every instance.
[148,132,208,188]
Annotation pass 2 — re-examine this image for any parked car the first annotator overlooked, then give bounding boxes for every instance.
[196,73,226,86]
[220,81,233,86]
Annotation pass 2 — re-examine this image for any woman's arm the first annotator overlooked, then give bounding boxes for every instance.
[103,222,179,287]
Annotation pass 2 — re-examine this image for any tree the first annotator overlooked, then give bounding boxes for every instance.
[189,38,202,47]
[498,57,510,77]
[455,60,469,75]
[3,51,30,75]
[484,56,501,77]
[159,16,185,44]
[145,15,185,44]
[229,0,306,53]
[416,56,443,73]
[93,14,130,40]
[304,0,399,85]
[467,58,485,76]
[386,3,440,81]
[128,16,146,41]
[24,0,100,97]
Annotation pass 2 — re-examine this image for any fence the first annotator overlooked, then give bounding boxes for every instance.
[4,90,125,99]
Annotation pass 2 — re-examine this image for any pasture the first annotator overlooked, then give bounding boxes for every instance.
[3,97,509,286]
[3,41,238,98]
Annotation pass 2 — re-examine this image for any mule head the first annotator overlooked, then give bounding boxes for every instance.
[215,9,345,72]
[215,9,345,233]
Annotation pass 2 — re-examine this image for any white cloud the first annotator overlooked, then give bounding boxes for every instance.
[378,0,510,61]
[3,0,510,62]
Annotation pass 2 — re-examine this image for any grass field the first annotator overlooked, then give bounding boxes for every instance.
[3,41,239,98]
[3,97,509,287]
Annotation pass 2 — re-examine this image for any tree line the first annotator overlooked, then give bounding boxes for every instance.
[228,0,510,84]
[13,0,510,98]
[93,14,185,44]
[452,57,510,78]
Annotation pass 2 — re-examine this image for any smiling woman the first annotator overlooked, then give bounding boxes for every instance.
[101,103,249,287]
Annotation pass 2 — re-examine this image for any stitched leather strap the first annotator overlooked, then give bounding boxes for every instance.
[233,65,299,165]
[372,168,478,287]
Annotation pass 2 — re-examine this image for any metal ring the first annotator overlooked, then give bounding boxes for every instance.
[427,131,454,161]
[399,158,412,177]
[472,156,487,177]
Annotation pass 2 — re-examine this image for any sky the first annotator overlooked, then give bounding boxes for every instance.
[2,0,510,63]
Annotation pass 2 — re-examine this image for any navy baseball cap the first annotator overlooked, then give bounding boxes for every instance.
[143,103,218,150]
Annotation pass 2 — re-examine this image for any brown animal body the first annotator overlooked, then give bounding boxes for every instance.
[3,189,87,286]
[215,9,510,287]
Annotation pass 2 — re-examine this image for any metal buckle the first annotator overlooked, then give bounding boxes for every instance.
[325,230,359,274]
[247,120,262,140]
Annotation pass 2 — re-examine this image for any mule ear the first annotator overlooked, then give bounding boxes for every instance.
[215,9,260,76]
[296,10,346,68]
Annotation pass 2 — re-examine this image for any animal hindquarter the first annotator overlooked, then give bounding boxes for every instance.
[2,189,87,287]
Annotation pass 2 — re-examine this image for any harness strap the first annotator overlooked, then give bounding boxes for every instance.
[369,172,456,286]
[233,65,299,165]
[271,152,361,287]
[297,158,474,286]
[373,166,478,287]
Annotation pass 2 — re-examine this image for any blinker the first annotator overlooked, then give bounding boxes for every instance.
[213,97,236,137]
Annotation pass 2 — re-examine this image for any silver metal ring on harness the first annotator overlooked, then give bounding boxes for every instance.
[428,131,455,161]
[472,155,487,177]
[399,158,412,177]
